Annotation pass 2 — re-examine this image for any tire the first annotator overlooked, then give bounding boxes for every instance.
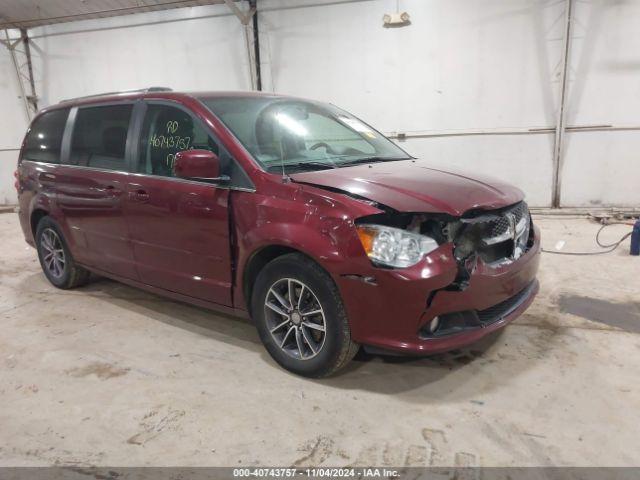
[35,216,91,289]
[251,253,359,378]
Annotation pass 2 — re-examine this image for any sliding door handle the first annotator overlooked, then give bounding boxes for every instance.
[129,189,150,203]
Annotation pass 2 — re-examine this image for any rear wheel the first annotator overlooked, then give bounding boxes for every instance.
[35,217,90,289]
[251,253,358,377]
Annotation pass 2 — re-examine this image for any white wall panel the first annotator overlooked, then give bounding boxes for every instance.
[259,0,563,133]
[0,49,29,147]
[565,0,640,126]
[0,33,29,204]
[0,151,19,204]
[398,134,554,207]
[29,4,251,105]
[561,130,639,207]
[558,0,640,206]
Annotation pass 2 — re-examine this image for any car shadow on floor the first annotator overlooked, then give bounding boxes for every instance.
[28,273,559,397]
[558,294,640,334]
[73,275,265,352]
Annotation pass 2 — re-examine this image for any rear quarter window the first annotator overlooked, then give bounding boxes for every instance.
[70,104,133,171]
[22,108,70,164]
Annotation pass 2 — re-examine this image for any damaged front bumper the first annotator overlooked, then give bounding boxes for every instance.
[335,224,541,355]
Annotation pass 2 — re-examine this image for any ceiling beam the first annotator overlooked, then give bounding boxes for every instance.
[223,0,255,25]
[0,0,236,30]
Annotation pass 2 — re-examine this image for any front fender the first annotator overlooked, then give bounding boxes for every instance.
[243,221,354,267]
[232,186,381,310]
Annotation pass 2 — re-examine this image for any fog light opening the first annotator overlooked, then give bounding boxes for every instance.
[429,316,440,334]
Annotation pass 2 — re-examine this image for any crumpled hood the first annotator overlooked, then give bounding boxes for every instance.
[290,159,525,216]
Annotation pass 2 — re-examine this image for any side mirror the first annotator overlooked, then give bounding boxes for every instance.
[174,149,229,183]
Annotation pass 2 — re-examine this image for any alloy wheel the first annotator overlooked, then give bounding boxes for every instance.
[264,278,327,360]
[41,228,66,279]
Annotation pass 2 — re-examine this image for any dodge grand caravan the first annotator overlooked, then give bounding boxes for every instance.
[16,87,540,377]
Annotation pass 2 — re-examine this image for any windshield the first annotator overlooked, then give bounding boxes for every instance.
[200,96,411,173]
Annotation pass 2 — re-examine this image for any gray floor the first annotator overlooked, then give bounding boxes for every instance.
[1,212,638,467]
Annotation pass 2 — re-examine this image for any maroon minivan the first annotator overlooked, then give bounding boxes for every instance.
[16,87,540,377]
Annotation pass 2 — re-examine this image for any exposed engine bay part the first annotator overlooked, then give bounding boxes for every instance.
[356,202,532,266]
[302,178,534,292]
[356,202,534,293]
[452,201,532,267]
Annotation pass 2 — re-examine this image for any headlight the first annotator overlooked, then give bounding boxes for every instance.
[356,224,439,268]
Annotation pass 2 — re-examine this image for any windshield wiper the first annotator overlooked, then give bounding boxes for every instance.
[339,156,411,167]
[267,161,338,173]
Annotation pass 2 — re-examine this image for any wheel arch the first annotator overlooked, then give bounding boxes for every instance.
[30,208,49,237]
[242,244,333,316]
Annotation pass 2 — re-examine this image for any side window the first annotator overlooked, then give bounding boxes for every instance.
[138,104,219,177]
[70,104,133,171]
[23,108,69,164]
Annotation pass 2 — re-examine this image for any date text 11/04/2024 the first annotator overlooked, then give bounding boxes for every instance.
[232,468,400,478]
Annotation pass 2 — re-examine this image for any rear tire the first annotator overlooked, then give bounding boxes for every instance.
[251,253,359,378]
[35,217,90,289]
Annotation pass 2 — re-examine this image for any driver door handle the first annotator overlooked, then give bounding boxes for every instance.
[97,185,121,196]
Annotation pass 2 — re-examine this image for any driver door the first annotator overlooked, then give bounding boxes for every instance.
[125,101,233,306]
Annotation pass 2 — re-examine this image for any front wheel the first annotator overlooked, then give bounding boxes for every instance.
[251,253,359,377]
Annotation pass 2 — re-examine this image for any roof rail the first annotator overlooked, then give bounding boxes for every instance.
[60,86,173,103]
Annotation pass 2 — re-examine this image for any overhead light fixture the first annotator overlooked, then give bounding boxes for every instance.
[383,11,411,28]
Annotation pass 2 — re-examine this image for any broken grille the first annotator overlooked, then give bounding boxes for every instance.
[491,215,511,237]
[453,201,531,266]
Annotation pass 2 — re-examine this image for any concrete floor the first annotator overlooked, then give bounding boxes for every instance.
[0,212,638,467]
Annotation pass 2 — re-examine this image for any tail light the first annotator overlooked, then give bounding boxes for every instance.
[13,169,20,191]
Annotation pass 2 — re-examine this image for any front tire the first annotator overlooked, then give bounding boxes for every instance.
[251,253,358,378]
[35,217,90,289]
